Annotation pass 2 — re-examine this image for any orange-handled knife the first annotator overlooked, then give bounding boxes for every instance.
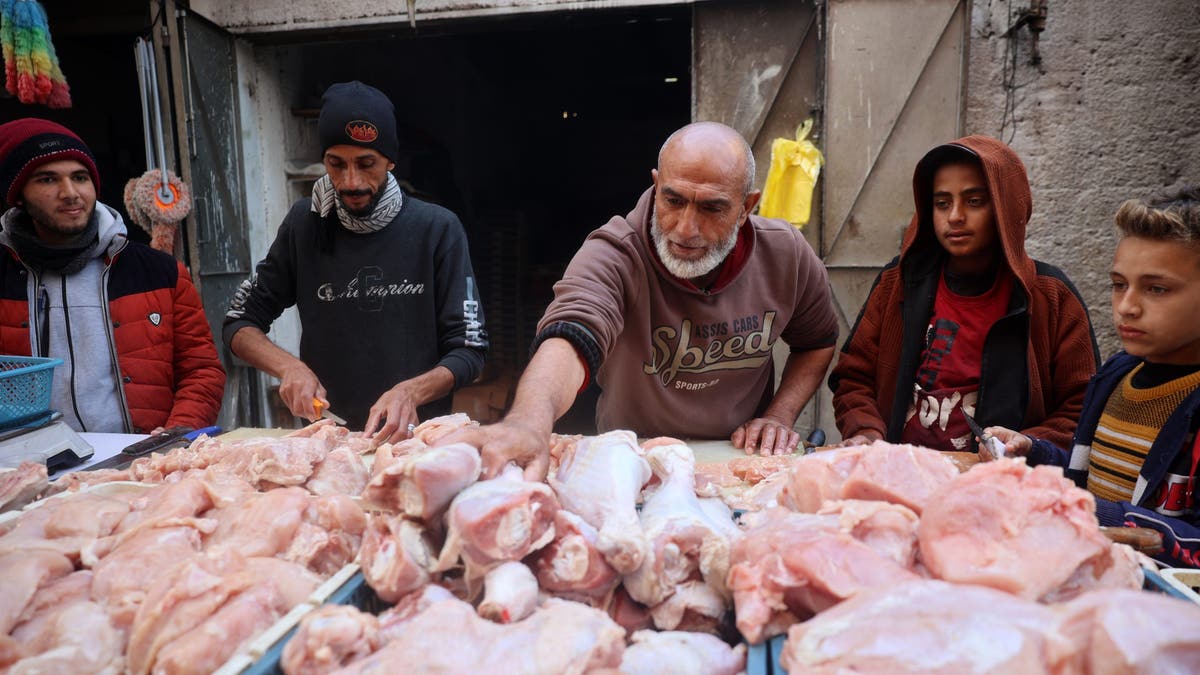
[312,398,347,425]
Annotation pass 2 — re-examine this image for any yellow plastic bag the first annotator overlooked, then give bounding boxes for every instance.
[759,119,824,228]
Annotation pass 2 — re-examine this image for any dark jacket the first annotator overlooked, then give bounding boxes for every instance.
[0,215,225,432]
[829,135,1100,449]
[1029,352,1200,568]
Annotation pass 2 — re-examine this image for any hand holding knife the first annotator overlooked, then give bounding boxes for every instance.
[312,398,347,425]
[963,412,1006,460]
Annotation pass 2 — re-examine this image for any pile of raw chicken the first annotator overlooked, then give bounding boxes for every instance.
[2,413,1199,674]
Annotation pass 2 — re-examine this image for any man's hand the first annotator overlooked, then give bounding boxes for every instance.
[732,416,801,456]
[835,431,884,447]
[363,381,422,444]
[441,420,551,482]
[978,426,1031,462]
[278,362,325,421]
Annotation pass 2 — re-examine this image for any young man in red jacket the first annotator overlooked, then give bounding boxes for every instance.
[0,118,224,433]
[829,136,1099,452]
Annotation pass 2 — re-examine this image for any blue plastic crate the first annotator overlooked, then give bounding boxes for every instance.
[0,356,61,428]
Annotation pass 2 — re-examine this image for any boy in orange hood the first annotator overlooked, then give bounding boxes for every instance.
[829,136,1099,451]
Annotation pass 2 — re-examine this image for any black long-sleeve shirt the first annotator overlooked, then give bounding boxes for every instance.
[223,194,487,428]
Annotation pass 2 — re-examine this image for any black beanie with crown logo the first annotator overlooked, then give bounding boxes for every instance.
[317,81,399,162]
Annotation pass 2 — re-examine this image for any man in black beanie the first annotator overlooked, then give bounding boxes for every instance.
[224,81,488,441]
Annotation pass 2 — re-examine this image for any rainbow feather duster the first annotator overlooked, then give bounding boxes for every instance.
[0,0,71,108]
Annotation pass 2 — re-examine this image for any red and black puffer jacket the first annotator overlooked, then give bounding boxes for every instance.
[0,239,225,432]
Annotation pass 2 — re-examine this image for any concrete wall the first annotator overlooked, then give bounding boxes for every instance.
[965,0,1200,359]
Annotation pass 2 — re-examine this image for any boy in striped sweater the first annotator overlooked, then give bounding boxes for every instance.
[986,184,1200,567]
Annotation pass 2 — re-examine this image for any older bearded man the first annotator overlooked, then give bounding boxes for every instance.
[447,122,837,479]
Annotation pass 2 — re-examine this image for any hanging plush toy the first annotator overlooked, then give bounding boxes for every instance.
[0,0,71,108]
[124,169,191,254]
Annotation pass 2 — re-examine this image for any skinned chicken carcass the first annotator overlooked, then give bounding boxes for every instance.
[531,510,620,606]
[358,513,435,603]
[6,600,125,675]
[286,494,369,576]
[0,550,74,634]
[411,413,479,444]
[624,440,740,613]
[306,445,371,496]
[780,441,958,515]
[1055,587,1200,674]
[779,579,1073,674]
[0,461,48,512]
[727,506,920,643]
[918,458,1111,599]
[125,553,320,675]
[281,605,382,675]
[436,464,558,590]
[478,561,539,624]
[361,442,481,523]
[89,525,205,629]
[331,597,624,675]
[548,430,650,574]
[204,486,310,558]
[620,630,746,675]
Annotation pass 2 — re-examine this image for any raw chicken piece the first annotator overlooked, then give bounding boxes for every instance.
[0,550,74,634]
[358,513,434,603]
[781,442,957,515]
[779,579,1072,674]
[306,445,371,496]
[152,584,288,675]
[377,585,457,640]
[332,597,624,674]
[436,464,559,589]
[286,418,340,437]
[1040,543,1145,603]
[11,570,94,638]
[478,561,539,624]
[816,499,920,568]
[728,507,919,643]
[548,430,650,574]
[204,486,310,558]
[624,441,740,609]
[0,462,48,512]
[620,630,746,675]
[918,458,1111,599]
[1055,588,1200,674]
[531,510,620,606]
[605,586,655,635]
[648,579,726,633]
[130,435,330,488]
[286,495,368,576]
[282,605,381,675]
[6,600,125,675]
[114,475,214,535]
[412,413,478,444]
[43,492,132,539]
[89,525,204,629]
[124,553,320,675]
[41,468,132,496]
[294,421,376,455]
[360,442,481,523]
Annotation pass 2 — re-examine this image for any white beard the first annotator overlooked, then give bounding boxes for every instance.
[650,209,741,280]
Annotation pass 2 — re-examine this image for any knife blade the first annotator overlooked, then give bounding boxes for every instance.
[963,411,1006,459]
[84,425,222,472]
[312,398,347,425]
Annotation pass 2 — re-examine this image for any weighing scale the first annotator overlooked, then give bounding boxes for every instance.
[0,411,93,473]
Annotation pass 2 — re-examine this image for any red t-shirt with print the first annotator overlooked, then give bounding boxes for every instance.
[901,269,1013,451]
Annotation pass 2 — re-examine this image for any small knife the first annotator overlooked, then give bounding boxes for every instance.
[963,411,1006,459]
[312,398,347,425]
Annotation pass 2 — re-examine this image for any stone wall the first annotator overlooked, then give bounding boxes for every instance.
[966,0,1200,358]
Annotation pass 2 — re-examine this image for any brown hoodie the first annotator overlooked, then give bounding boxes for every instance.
[538,187,838,439]
[829,135,1100,449]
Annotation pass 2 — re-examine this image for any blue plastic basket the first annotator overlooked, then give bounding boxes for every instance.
[0,356,62,428]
